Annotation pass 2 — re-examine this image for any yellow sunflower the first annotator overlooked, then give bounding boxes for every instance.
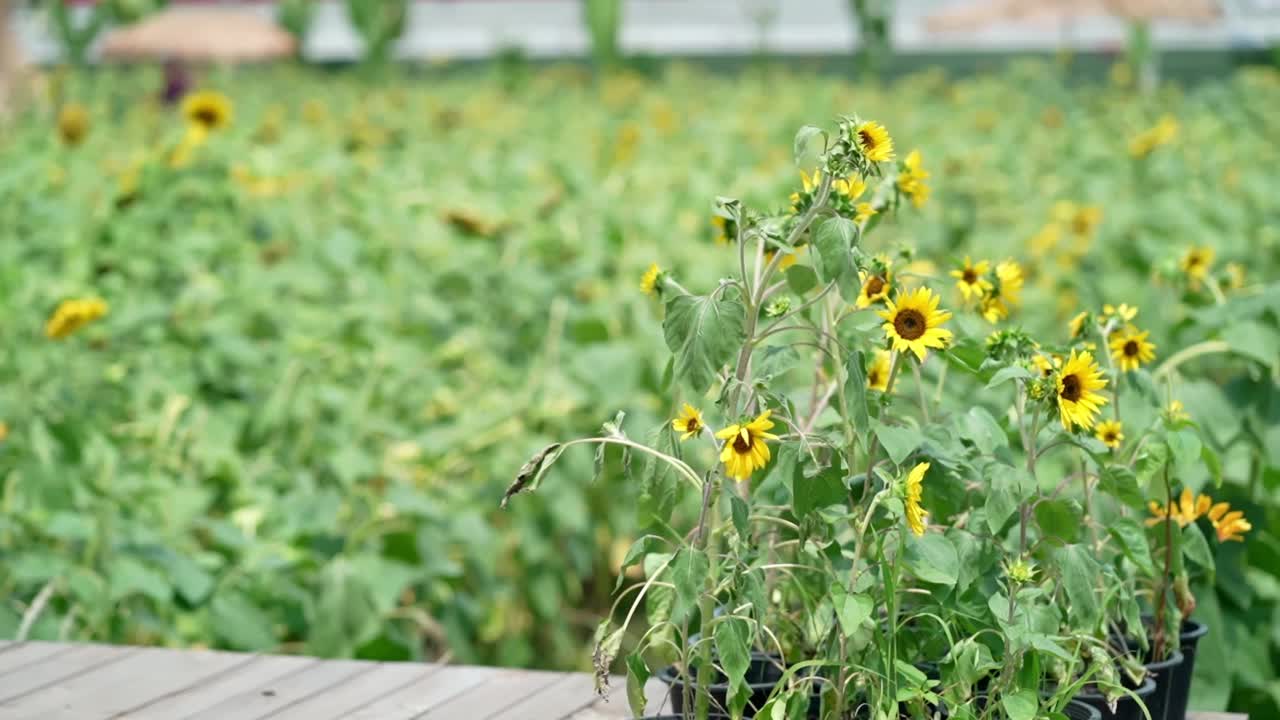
[1055,350,1108,431]
[57,103,90,146]
[1166,400,1190,422]
[1208,502,1251,542]
[896,149,931,208]
[1068,311,1089,339]
[182,90,234,132]
[950,256,992,302]
[904,462,929,537]
[1179,246,1215,287]
[855,120,895,163]
[671,404,705,441]
[1069,204,1103,238]
[995,260,1024,305]
[980,295,1009,324]
[879,287,953,361]
[855,202,877,225]
[1109,325,1156,372]
[1095,420,1124,449]
[640,263,662,295]
[45,298,109,340]
[866,350,892,392]
[1031,353,1061,378]
[855,270,892,309]
[1102,303,1138,323]
[716,410,779,482]
[711,215,731,245]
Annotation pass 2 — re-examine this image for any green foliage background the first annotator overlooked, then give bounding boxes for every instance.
[1,60,1278,715]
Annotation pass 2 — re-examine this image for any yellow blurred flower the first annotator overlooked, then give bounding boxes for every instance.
[855,120,895,163]
[716,410,779,482]
[950,257,992,302]
[640,264,662,296]
[1095,420,1124,449]
[1109,325,1156,372]
[1179,246,1215,288]
[45,298,108,340]
[867,350,892,392]
[57,103,90,146]
[671,404,705,441]
[904,462,929,537]
[183,90,234,132]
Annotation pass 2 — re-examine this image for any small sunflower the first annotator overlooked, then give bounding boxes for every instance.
[979,295,1010,324]
[1166,400,1190,422]
[866,350,892,392]
[671,404,705,441]
[904,462,929,537]
[896,149,931,208]
[711,215,734,245]
[950,256,992,302]
[1101,303,1138,323]
[1208,502,1251,542]
[715,410,779,482]
[57,103,90,146]
[1109,325,1156,372]
[995,260,1024,305]
[1031,353,1061,378]
[182,90,234,132]
[45,298,109,340]
[1055,350,1108,431]
[1095,420,1124,449]
[855,270,892,309]
[879,287,953,361]
[1179,246,1215,287]
[640,263,663,296]
[854,120,895,163]
[854,202,877,224]
[1068,311,1089,340]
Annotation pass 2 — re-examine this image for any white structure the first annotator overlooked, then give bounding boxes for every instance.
[10,0,1280,63]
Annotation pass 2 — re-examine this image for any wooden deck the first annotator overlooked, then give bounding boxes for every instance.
[0,641,1246,720]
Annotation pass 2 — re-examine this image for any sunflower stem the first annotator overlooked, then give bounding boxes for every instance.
[1151,340,1232,380]
[910,359,930,423]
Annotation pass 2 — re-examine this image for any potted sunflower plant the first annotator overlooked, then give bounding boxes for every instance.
[503,115,1247,720]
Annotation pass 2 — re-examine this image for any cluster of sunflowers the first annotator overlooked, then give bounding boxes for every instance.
[512,112,1252,720]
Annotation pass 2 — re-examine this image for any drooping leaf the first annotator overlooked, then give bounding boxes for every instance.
[669,548,709,624]
[663,288,747,393]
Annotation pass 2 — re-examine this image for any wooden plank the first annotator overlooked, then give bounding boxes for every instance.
[1187,714,1248,720]
[488,671,598,720]
[0,646,251,720]
[342,665,498,720]
[0,643,138,703]
[417,668,564,719]
[577,677,672,719]
[115,654,317,719]
[261,662,438,720]
[0,641,16,654]
[184,658,375,720]
[0,643,78,677]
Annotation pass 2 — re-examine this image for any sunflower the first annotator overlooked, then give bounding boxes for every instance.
[1208,502,1251,542]
[979,295,1009,324]
[182,90,234,132]
[1095,420,1124,449]
[711,215,734,246]
[880,287,953,361]
[1031,353,1061,378]
[765,247,801,272]
[1179,246,1214,287]
[854,120,895,163]
[896,149,931,208]
[45,298,109,340]
[1101,303,1138,322]
[1068,311,1089,339]
[1109,325,1156,372]
[1055,350,1108,431]
[995,260,1024,305]
[1069,205,1103,238]
[866,350,892,392]
[57,103,90,146]
[716,410,779,482]
[671,404,705,441]
[854,202,877,224]
[855,269,892,309]
[640,263,663,296]
[904,462,929,536]
[950,256,992,302]
[1166,400,1190,422]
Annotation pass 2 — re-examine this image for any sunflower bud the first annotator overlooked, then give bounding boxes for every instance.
[1004,557,1037,585]
[765,297,792,318]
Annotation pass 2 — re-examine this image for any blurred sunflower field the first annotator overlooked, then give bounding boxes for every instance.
[2,59,1279,715]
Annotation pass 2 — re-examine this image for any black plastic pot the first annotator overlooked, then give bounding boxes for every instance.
[657,652,784,717]
[1072,677,1157,720]
[1063,699,1104,720]
[1139,649,1184,720]
[1166,620,1207,720]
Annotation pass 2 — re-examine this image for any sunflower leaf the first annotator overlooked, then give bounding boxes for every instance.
[985,365,1033,389]
[812,216,856,284]
[662,287,747,393]
[873,420,923,465]
[501,443,564,508]
[843,350,871,441]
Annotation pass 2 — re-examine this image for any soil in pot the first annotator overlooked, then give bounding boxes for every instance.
[1072,677,1157,720]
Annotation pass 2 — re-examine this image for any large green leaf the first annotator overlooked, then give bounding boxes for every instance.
[662,288,747,392]
[905,533,959,587]
[811,216,856,283]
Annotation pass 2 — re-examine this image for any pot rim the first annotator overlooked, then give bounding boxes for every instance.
[1180,618,1209,642]
[1063,698,1104,720]
[655,663,781,692]
[1141,648,1184,673]
[1073,675,1158,700]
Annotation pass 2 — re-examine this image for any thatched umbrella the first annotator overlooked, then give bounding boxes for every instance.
[927,0,1220,33]
[101,7,295,63]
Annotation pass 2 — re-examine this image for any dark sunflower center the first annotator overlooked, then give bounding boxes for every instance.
[1105,431,1117,441]
[894,308,926,341]
[732,433,752,454]
[685,418,701,432]
[865,275,885,297]
[194,107,220,127]
[1060,374,1082,402]
[868,368,882,385]
[1123,340,1139,357]
[858,129,876,150]
[962,269,978,284]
